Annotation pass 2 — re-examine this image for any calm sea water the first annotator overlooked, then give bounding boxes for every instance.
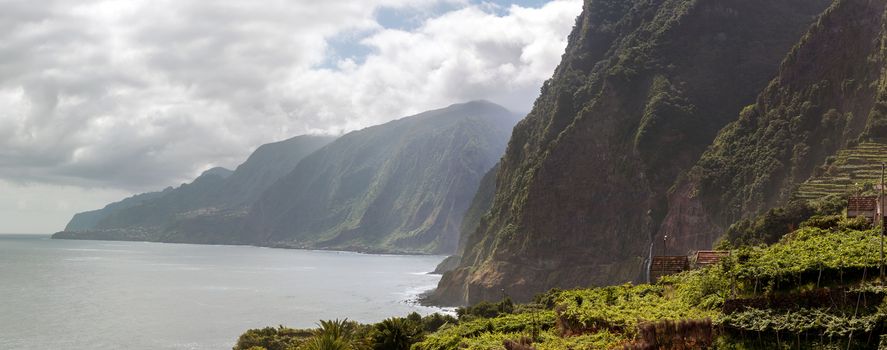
[0,235,446,350]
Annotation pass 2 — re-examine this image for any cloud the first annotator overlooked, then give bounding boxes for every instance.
[0,0,581,193]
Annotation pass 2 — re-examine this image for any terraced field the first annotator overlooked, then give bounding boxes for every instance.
[794,142,887,201]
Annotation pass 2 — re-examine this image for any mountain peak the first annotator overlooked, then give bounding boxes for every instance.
[444,100,513,115]
[199,167,233,179]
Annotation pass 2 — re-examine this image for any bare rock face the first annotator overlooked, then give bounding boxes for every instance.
[430,0,832,305]
[653,180,720,256]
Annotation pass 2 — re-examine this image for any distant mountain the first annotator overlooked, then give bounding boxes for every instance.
[55,102,518,254]
[244,101,520,254]
[430,0,833,305]
[54,135,336,243]
[217,136,336,208]
[64,190,170,232]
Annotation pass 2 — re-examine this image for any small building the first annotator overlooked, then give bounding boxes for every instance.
[650,256,689,283]
[847,196,879,223]
[693,250,730,269]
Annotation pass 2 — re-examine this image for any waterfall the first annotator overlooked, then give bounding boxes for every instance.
[645,239,654,283]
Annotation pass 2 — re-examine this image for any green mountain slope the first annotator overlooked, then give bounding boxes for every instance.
[237,212,886,349]
[63,190,170,232]
[656,0,887,257]
[431,0,832,305]
[219,136,337,208]
[245,101,519,254]
[795,142,887,200]
[53,135,335,243]
[420,217,886,349]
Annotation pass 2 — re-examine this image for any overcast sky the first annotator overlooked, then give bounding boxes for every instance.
[0,0,582,233]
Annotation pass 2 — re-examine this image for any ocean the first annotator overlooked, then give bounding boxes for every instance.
[0,234,446,349]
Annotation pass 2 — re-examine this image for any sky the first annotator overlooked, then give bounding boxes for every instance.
[0,0,582,233]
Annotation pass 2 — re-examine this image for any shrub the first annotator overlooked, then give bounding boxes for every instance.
[724,196,846,247]
[533,289,563,309]
[800,214,842,230]
[420,313,457,333]
[457,298,514,320]
[233,326,313,350]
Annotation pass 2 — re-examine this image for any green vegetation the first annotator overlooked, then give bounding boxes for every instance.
[689,0,886,229]
[370,318,423,350]
[727,223,879,286]
[245,101,518,254]
[234,326,314,350]
[796,142,887,201]
[436,0,835,305]
[243,210,887,349]
[720,195,846,246]
[233,313,457,350]
[58,102,518,255]
[55,135,336,244]
[456,298,515,320]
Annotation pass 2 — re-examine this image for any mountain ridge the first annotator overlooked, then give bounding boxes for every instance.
[55,101,519,255]
[244,100,520,254]
[54,134,336,243]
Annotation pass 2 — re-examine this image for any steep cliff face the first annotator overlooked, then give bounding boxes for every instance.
[246,101,519,254]
[432,0,832,305]
[656,0,887,256]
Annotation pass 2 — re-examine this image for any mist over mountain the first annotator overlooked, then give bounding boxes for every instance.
[56,101,518,254]
[245,101,520,254]
[55,135,336,243]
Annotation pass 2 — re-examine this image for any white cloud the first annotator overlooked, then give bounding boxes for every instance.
[0,0,581,232]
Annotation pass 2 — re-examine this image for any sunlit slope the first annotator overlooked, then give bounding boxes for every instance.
[795,142,887,201]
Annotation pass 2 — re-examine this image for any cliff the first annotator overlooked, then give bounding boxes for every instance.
[431,0,833,305]
[656,0,887,255]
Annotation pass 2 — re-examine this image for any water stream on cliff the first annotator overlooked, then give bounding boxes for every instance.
[644,239,654,283]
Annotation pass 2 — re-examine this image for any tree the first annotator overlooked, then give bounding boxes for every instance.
[233,326,312,350]
[302,319,364,350]
[370,318,422,350]
[301,333,351,350]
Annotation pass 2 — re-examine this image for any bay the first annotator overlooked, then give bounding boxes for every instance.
[0,234,445,349]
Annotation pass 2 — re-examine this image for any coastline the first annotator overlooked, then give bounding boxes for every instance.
[50,231,448,256]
